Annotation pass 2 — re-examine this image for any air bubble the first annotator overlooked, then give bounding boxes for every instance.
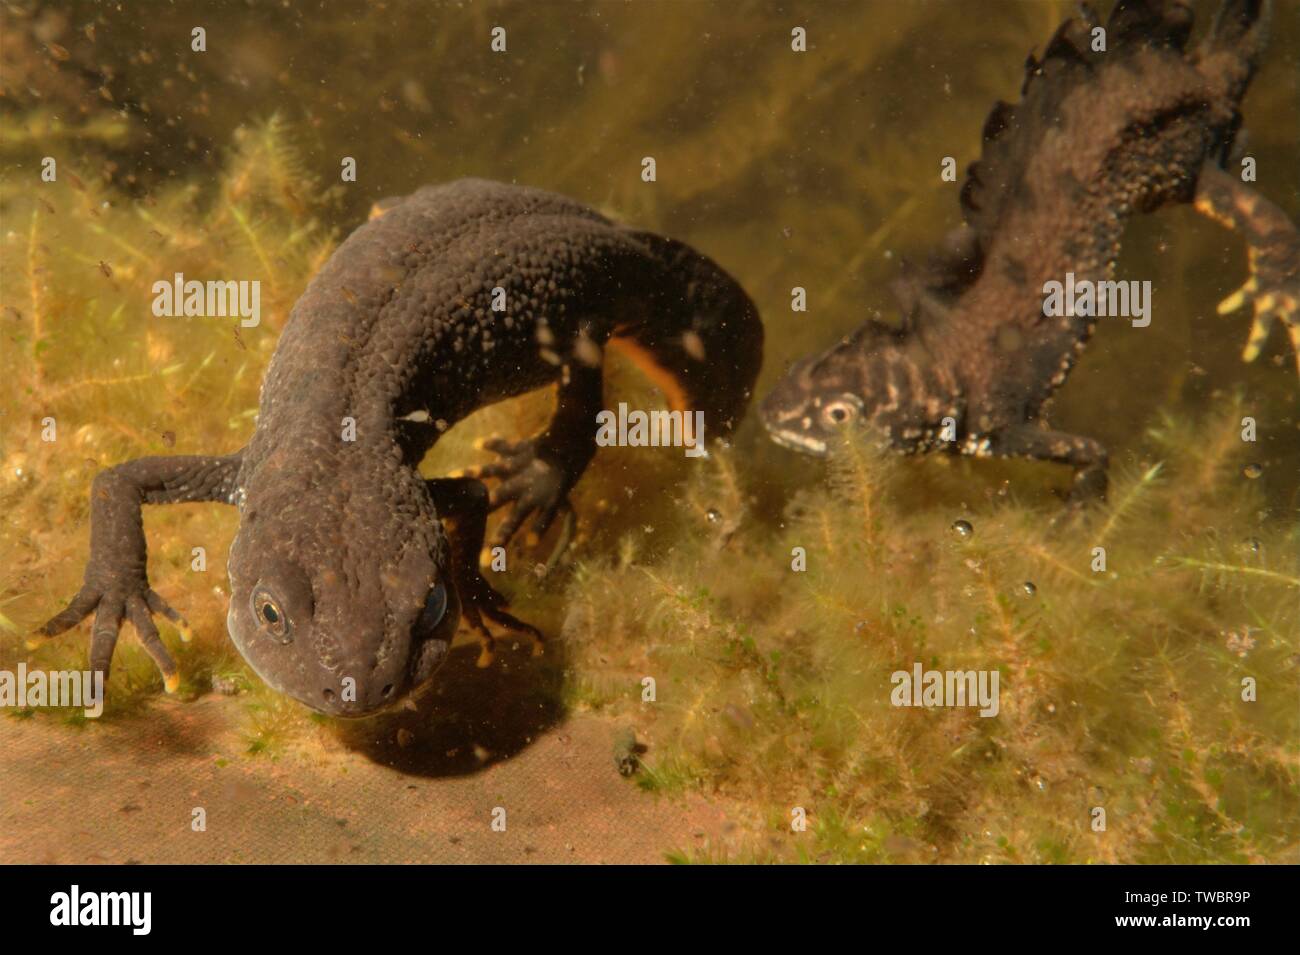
[705,507,721,523]
[951,519,973,539]
[1021,581,1037,597]
[1242,463,1262,479]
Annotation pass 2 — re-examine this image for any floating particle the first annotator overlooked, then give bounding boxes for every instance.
[1241,537,1262,554]
[1224,628,1257,658]
[951,519,973,539]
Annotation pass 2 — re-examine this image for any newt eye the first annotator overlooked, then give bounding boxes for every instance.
[253,589,291,643]
[419,582,448,631]
[822,398,859,426]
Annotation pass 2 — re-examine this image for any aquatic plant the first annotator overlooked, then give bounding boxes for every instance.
[1,116,336,737]
[2,1,1296,862]
[563,404,1298,864]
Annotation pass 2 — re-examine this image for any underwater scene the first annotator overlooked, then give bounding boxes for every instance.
[0,0,1297,868]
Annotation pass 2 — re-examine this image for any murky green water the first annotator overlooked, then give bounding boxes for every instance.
[1,1,1297,864]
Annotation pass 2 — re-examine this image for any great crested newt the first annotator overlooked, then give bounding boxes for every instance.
[761,0,1298,499]
[36,179,763,715]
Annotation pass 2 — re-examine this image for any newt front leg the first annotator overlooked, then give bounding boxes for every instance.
[987,426,1110,503]
[466,360,603,552]
[1193,162,1300,372]
[32,453,243,689]
[426,476,544,668]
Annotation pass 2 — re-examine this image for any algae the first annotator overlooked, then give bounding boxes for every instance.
[0,0,1296,863]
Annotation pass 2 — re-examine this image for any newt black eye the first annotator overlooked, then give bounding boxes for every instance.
[823,399,858,426]
[252,588,291,643]
[419,582,448,631]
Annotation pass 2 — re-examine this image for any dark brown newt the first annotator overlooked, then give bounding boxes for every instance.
[760,0,1297,499]
[35,179,763,715]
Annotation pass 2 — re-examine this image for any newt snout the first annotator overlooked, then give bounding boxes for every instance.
[761,323,946,459]
[760,355,849,457]
[223,475,462,718]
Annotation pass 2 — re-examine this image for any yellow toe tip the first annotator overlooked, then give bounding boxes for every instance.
[164,673,180,694]
[25,638,42,651]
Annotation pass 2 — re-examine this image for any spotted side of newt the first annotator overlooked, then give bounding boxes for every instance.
[761,0,1298,500]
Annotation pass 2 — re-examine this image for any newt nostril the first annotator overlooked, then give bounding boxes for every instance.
[381,684,393,697]
[322,687,335,703]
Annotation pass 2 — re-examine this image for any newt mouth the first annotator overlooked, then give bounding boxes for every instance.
[764,423,829,457]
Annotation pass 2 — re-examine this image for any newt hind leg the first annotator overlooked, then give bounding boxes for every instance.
[1193,163,1300,374]
[426,477,544,668]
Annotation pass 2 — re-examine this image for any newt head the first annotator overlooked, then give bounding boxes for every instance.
[761,322,900,457]
[224,462,460,718]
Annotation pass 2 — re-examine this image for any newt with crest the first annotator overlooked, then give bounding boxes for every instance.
[761,0,1298,499]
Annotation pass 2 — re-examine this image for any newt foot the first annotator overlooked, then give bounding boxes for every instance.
[1217,228,1300,376]
[466,436,578,553]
